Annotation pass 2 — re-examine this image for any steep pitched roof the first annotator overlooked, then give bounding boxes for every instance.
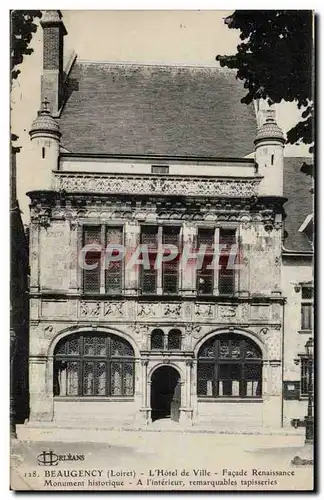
[283,157,313,253]
[59,61,257,157]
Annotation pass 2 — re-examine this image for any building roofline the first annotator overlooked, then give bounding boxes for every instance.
[75,59,235,70]
[59,152,256,164]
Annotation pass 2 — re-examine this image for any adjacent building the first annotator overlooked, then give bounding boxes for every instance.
[24,11,313,430]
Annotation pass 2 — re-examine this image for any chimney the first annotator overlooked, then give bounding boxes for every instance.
[40,10,67,115]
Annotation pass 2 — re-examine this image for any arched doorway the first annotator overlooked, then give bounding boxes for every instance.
[151,366,181,422]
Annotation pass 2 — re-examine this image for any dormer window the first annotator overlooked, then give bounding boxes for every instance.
[151,165,169,174]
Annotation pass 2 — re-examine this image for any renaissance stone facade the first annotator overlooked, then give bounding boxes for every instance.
[24,10,313,431]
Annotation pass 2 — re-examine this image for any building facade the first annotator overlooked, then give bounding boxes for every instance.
[25,11,313,430]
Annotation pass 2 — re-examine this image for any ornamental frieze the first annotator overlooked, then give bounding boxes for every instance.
[54,172,260,198]
[164,303,182,317]
[104,302,124,317]
[217,304,237,318]
[195,303,213,318]
[80,301,101,317]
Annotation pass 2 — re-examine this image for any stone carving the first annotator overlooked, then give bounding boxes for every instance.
[55,173,260,198]
[260,327,268,335]
[218,305,237,318]
[80,301,101,317]
[133,324,148,337]
[44,325,53,333]
[104,302,124,317]
[138,303,155,317]
[164,304,182,317]
[187,324,202,339]
[240,215,252,229]
[31,207,52,229]
[241,303,249,320]
[196,304,213,318]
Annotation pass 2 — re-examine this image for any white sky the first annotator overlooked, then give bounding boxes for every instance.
[11,10,311,222]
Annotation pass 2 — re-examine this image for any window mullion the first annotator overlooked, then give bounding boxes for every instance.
[157,226,163,294]
[100,225,105,293]
[214,362,218,397]
[213,227,219,295]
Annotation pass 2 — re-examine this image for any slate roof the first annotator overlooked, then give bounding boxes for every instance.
[283,157,313,253]
[59,61,257,157]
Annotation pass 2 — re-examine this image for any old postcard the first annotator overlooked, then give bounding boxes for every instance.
[10,9,314,492]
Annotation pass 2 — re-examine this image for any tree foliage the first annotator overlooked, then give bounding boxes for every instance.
[216,10,314,153]
[11,10,42,152]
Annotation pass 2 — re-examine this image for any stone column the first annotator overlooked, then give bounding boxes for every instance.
[138,359,149,424]
[186,360,192,410]
[29,356,54,422]
[181,223,197,297]
[124,222,140,296]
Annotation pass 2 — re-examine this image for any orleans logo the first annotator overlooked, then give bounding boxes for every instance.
[37,450,85,466]
[37,451,59,466]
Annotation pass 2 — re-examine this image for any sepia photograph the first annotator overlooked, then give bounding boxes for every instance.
[10,8,314,491]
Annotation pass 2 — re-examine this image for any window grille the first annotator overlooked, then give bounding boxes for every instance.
[105,227,123,294]
[83,226,101,294]
[54,333,134,397]
[151,329,164,350]
[218,228,236,295]
[168,329,182,350]
[197,334,262,398]
[197,228,213,295]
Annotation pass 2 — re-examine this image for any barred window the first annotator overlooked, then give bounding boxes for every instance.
[105,227,123,294]
[197,228,213,295]
[162,227,179,294]
[82,225,124,295]
[150,328,182,351]
[300,357,313,397]
[139,226,180,295]
[151,329,164,350]
[83,226,101,294]
[168,329,182,350]
[140,226,158,294]
[54,333,134,397]
[301,286,313,330]
[219,229,236,296]
[197,333,262,398]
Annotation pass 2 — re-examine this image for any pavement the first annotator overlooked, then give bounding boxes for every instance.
[10,421,314,492]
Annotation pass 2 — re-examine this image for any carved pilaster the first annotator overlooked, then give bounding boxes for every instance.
[181,223,197,296]
[124,222,140,295]
[29,222,40,292]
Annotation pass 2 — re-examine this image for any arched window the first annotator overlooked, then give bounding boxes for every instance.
[151,329,164,350]
[168,329,182,350]
[53,333,134,397]
[197,333,262,398]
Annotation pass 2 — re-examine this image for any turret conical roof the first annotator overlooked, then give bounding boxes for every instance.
[254,109,285,145]
[29,98,61,137]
